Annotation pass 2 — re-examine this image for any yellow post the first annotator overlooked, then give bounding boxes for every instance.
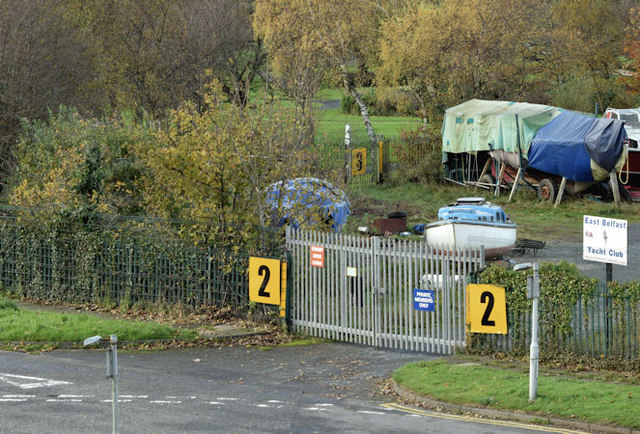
[279,260,287,317]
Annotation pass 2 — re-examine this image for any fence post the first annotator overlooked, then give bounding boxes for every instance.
[285,250,293,332]
[372,236,381,348]
[344,124,351,184]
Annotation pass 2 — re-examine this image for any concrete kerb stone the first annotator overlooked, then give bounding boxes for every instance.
[392,380,639,434]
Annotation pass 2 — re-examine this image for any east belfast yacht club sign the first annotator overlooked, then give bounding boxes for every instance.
[583,215,628,266]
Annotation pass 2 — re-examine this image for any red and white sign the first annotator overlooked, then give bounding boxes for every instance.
[310,245,325,268]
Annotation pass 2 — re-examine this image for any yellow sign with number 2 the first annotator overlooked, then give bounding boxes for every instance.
[249,257,281,305]
[466,284,507,334]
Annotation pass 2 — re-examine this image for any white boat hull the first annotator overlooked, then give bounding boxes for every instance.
[425,221,517,258]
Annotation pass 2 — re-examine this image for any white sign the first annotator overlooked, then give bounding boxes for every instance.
[310,245,325,268]
[583,215,628,266]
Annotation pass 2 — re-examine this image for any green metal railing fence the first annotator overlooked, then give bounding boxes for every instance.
[312,137,431,187]
[0,208,281,310]
[471,282,640,361]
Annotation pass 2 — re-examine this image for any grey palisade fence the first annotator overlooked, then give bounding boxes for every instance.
[286,227,484,354]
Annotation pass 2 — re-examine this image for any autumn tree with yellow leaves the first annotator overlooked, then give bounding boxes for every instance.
[253,0,407,148]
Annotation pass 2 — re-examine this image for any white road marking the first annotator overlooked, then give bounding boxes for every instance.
[3,395,35,398]
[101,399,132,403]
[0,373,71,389]
[256,404,270,408]
[150,400,182,404]
[357,411,386,415]
[216,397,239,401]
[120,395,148,399]
[165,395,196,399]
[267,400,284,403]
[47,399,82,402]
[0,398,28,402]
[305,407,329,412]
[208,401,225,405]
[58,394,94,398]
[314,403,334,407]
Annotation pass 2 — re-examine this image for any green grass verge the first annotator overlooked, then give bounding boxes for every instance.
[278,337,329,347]
[395,359,640,429]
[258,336,329,351]
[0,298,196,343]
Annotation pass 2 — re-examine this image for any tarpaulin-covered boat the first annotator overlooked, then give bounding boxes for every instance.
[265,177,351,232]
[528,111,627,185]
[441,99,628,203]
[441,99,562,185]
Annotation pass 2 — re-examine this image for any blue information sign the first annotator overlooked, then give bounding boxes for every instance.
[413,289,435,311]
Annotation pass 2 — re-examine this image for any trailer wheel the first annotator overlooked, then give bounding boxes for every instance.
[538,178,557,202]
[480,174,495,184]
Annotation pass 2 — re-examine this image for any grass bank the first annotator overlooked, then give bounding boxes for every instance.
[0,298,196,344]
[394,358,640,430]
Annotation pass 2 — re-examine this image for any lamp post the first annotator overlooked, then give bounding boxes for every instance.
[513,262,540,401]
[84,334,119,434]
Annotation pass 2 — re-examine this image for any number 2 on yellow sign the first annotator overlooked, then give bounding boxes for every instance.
[249,257,281,305]
[466,284,507,334]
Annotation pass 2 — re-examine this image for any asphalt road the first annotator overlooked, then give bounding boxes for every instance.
[0,343,578,433]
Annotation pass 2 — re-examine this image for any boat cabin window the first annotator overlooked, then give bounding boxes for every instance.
[620,113,640,127]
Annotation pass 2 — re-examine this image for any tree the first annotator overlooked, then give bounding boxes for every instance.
[0,0,92,193]
[9,83,318,234]
[623,7,640,96]
[547,0,627,111]
[253,0,399,148]
[378,0,548,123]
[132,81,317,231]
[65,0,259,116]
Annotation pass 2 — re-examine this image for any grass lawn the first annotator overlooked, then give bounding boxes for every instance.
[0,298,196,344]
[395,358,640,429]
[346,182,640,241]
[316,108,422,142]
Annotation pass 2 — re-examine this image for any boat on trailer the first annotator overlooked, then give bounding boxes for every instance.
[425,197,517,258]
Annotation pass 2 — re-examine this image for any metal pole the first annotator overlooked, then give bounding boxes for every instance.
[110,335,119,434]
[529,264,540,401]
[345,124,351,184]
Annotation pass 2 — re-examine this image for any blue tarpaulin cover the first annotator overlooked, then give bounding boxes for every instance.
[527,111,627,182]
[265,177,350,232]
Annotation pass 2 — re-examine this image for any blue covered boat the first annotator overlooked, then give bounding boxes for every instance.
[528,111,627,184]
[265,177,350,232]
[440,99,629,203]
[425,197,517,258]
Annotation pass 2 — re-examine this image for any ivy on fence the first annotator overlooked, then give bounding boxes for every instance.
[470,261,640,367]
[473,262,597,356]
[0,207,281,313]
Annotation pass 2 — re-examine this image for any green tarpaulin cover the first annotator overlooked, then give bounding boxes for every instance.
[442,99,563,159]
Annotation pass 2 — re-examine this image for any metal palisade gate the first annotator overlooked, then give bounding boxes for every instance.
[285,228,484,354]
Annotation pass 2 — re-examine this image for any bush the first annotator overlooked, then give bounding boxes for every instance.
[388,124,442,183]
[376,87,418,117]
[341,94,357,114]
[473,262,598,357]
[340,88,418,117]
